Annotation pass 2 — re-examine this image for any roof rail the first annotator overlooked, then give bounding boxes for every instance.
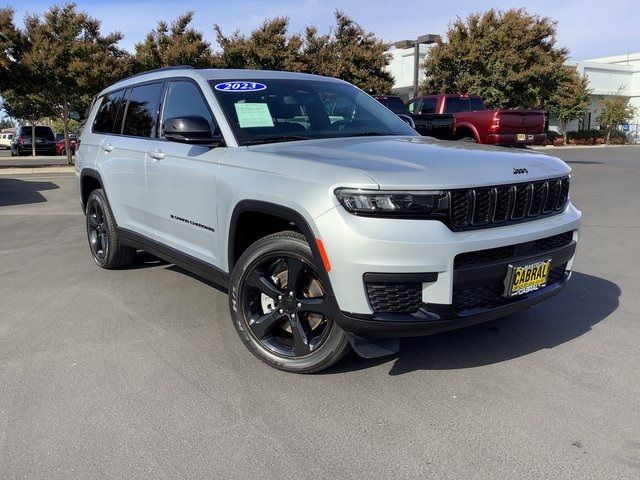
[119,65,197,82]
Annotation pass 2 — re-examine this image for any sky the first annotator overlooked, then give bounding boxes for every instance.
[7,0,640,61]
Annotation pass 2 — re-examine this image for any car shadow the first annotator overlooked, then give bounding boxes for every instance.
[325,271,620,375]
[0,177,59,207]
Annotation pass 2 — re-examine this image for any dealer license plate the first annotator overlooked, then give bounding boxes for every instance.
[504,258,552,297]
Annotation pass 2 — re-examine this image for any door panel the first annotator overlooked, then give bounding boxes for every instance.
[145,141,222,266]
[100,135,153,237]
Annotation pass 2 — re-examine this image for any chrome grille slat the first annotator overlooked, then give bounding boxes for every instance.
[448,176,570,231]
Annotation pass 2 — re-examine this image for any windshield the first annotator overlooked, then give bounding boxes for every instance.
[209,78,417,145]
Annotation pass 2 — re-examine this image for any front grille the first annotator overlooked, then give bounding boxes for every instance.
[454,231,574,269]
[453,263,567,312]
[365,282,422,313]
[449,177,570,230]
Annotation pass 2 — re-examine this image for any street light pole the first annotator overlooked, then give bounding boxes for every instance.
[412,34,440,99]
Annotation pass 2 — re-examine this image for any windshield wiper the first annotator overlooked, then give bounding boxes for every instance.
[244,135,310,146]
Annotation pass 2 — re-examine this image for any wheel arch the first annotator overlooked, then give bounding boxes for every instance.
[227,200,333,294]
[455,122,480,142]
[80,168,104,211]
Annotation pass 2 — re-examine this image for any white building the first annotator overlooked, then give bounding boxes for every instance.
[387,38,438,100]
[556,53,640,136]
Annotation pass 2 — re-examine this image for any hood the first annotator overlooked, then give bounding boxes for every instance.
[248,136,570,190]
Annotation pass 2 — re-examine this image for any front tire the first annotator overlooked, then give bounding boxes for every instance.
[229,231,350,373]
[85,189,136,269]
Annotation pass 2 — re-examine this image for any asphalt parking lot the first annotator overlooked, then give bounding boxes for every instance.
[1,146,639,479]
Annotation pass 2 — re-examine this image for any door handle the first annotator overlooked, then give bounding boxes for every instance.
[101,143,114,152]
[148,149,165,160]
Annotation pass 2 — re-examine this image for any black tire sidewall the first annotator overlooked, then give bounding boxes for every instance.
[229,233,349,373]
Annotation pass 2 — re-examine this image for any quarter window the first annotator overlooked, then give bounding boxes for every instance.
[161,81,215,134]
[93,90,125,134]
[121,83,164,137]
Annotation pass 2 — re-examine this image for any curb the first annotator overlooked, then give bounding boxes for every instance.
[0,166,75,175]
[530,144,637,150]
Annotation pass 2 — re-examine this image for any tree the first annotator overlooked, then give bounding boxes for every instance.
[0,7,52,155]
[548,69,591,144]
[213,11,393,94]
[421,8,569,109]
[0,117,15,130]
[315,11,393,94]
[134,12,215,71]
[214,17,304,71]
[0,4,130,161]
[598,91,636,144]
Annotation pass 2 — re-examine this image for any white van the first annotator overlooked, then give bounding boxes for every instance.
[0,132,13,149]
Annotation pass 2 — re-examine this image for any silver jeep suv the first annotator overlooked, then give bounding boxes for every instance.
[76,66,581,373]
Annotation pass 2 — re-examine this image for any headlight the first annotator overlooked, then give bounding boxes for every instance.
[334,188,448,217]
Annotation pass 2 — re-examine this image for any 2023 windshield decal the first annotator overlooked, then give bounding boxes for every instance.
[170,214,215,232]
[214,82,267,92]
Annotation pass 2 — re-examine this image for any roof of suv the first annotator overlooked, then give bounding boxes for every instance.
[101,67,343,96]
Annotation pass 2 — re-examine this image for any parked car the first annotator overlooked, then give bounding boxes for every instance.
[55,133,77,156]
[77,67,580,373]
[374,95,454,140]
[10,125,56,156]
[408,94,547,146]
[0,132,13,149]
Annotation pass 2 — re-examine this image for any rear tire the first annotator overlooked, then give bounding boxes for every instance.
[229,231,350,373]
[458,136,477,143]
[85,189,136,269]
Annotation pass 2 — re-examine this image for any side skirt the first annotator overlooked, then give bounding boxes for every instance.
[116,227,230,290]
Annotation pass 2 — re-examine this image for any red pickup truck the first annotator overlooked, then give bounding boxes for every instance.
[407,94,546,146]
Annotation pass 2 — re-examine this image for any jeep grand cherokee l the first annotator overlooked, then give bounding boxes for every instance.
[76,67,580,373]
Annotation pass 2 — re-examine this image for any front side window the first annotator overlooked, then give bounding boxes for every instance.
[93,89,126,134]
[210,79,416,145]
[122,83,164,137]
[161,81,216,135]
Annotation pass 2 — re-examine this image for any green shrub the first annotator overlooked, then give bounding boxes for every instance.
[566,129,627,145]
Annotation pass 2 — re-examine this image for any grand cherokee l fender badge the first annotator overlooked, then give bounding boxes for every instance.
[170,214,215,232]
[513,168,528,175]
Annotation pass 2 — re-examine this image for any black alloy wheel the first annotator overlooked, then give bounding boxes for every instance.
[229,231,350,373]
[87,198,108,263]
[242,254,332,357]
[84,189,136,269]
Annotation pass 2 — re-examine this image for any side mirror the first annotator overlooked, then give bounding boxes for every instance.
[163,116,224,147]
[69,110,82,121]
[397,114,415,129]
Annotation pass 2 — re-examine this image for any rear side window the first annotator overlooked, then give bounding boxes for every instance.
[122,83,164,137]
[420,98,437,114]
[470,97,485,111]
[93,90,126,134]
[161,81,215,134]
[444,97,471,113]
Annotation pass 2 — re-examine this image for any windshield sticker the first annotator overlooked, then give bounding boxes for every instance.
[215,81,267,92]
[234,103,274,128]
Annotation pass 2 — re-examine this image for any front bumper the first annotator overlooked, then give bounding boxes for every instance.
[314,202,580,337]
[336,274,568,337]
[486,133,546,145]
